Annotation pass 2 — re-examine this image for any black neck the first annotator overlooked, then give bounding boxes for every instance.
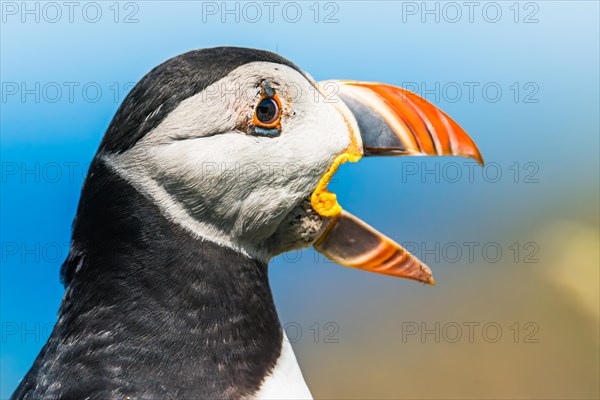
[13,159,282,399]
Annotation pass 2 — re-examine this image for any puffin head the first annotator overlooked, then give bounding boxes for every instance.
[96,47,483,284]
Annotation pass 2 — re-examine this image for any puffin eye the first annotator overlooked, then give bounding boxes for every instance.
[255,97,279,125]
[249,81,283,137]
[252,93,281,136]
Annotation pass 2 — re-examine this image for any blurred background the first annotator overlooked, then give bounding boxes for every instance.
[1,1,598,398]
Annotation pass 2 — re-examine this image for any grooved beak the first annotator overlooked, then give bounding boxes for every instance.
[314,211,435,285]
[332,80,484,164]
[312,81,484,285]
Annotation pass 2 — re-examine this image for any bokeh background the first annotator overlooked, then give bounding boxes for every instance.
[1,1,598,398]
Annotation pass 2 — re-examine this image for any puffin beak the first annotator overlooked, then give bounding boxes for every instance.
[313,81,484,285]
[332,80,484,163]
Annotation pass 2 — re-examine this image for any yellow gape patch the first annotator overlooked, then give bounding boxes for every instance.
[311,151,362,217]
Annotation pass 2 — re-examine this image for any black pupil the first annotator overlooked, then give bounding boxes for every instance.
[256,98,278,124]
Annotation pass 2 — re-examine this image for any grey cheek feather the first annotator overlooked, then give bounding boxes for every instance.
[261,198,330,257]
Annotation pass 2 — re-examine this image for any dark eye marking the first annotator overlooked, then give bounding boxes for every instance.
[249,125,280,137]
[262,80,276,97]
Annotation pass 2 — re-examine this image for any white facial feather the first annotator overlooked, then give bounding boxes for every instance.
[104,62,360,261]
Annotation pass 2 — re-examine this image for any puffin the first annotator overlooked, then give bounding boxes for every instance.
[11,47,483,400]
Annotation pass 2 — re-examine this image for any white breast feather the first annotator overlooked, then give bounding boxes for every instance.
[253,332,313,400]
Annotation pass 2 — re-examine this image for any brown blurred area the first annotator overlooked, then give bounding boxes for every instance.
[277,194,599,399]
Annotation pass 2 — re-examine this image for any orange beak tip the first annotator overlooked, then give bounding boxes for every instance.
[473,152,485,166]
[416,266,436,286]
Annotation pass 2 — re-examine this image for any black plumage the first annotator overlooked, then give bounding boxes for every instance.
[13,163,282,399]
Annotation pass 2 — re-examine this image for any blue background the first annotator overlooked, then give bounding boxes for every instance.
[1,1,599,398]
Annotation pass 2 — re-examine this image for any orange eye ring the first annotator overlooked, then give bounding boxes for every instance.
[253,94,282,130]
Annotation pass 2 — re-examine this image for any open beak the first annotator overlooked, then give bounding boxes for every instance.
[313,81,484,285]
